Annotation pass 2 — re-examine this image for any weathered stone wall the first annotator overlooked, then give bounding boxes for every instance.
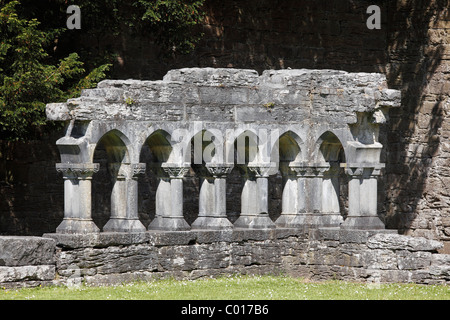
[383,1,450,250]
[1,230,449,288]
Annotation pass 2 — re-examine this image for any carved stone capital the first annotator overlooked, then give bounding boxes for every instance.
[247,163,276,178]
[341,163,385,178]
[289,163,330,178]
[131,163,146,178]
[343,166,364,177]
[162,163,190,178]
[205,163,234,177]
[56,163,99,179]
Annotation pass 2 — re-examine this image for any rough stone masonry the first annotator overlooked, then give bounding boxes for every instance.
[2,67,449,288]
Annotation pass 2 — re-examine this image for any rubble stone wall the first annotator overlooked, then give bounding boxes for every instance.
[1,231,449,288]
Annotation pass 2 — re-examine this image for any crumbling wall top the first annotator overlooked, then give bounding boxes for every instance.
[46,68,401,123]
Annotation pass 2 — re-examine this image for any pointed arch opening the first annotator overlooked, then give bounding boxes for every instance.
[272,131,304,227]
[188,129,232,228]
[139,130,174,228]
[92,129,131,230]
[228,130,260,223]
[316,131,347,224]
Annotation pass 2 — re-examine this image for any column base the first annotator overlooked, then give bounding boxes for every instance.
[275,214,305,228]
[234,213,276,229]
[341,216,385,230]
[103,218,146,232]
[56,218,100,234]
[191,216,233,230]
[316,213,345,228]
[148,216,190,231]
[275,213,344,228]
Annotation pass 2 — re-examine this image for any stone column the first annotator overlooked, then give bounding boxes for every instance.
[321,164,344,227]
[148,163,190,231]
[192,164,234,230]
[275,163,300,228]
[234,163,275,229]
[286,163,329,227]
[103,163,147,232]
[55,163,100,233]
[340,163,385,230]
[148,167,171,230]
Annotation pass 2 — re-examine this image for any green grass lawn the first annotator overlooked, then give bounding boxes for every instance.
[1,275,449,300]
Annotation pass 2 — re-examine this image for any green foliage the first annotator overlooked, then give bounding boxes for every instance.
[0,1,111,141]
[137,0,206,53]
[57,0,205,54]
[0,0,207,141]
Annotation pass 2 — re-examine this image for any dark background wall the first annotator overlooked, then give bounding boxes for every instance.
[1,1,449,251]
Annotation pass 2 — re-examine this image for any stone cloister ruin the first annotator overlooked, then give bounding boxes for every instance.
[48,68,396,234]
[2,68,450,287]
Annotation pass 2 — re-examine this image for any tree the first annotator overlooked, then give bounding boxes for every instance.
[0,0,206,141]
[137,0,206,53]
[0,0,111,141]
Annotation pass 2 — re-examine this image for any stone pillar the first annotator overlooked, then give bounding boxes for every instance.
[148,167,171,230]
[148,163,190,231]
[192,164,234,230]
[234,163,275,229]
[55,163,100,233]
[284,163,329,227]
[103,163,147,232]
[321,164,344,227]
[275,163,300,228]
[340,163,385,230]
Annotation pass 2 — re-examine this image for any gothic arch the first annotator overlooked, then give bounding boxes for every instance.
[232,129,260,165]
[314,130,346,164]
[314,130,347,225]
[91,129,131,164]
[140,129,174,164]
[271,130,304,165]
[91,129,140,231]
[186,129,226,165]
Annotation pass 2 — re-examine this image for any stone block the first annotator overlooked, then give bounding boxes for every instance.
[339,229,396,243]
[0,236,55,266]
[148,231,197,246]
[163,68,260,87]
[367,233,443,251]
[362,249,398,270]
[431,253,450,266]
[396,250,432,270]
[57,245,159,276]
[0,265,55,283]
[45,103,70,121]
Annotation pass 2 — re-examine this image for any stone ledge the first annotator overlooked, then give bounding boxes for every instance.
[43,228,399,249]
[44,228,308,248]
[310,227,398,243]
